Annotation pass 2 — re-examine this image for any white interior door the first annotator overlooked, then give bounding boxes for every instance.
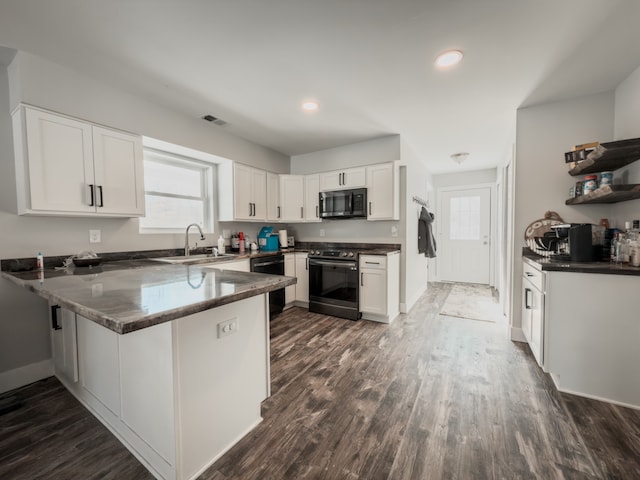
[438,186,491,284]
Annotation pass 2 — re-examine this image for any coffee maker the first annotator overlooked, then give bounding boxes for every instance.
[551,223,596,262]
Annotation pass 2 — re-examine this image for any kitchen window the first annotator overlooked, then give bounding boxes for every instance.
[139,148,214,233]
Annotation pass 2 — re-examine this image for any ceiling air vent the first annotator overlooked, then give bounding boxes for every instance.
[202,114,228,127]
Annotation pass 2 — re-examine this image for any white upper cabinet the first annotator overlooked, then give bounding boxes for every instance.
[13,106,144,217]
[366,162,399,221]
[92,126,145,216]
[279,175,305,222]
[266,172,280,222]
[219,162,267,221]
[304,174,321,222]
[319,166,366,191]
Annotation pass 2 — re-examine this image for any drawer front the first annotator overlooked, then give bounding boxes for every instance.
[522,261,543,291]
[360,255,387,270]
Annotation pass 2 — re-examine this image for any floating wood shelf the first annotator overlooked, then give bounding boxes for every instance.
[568,138,640,176]
[565,184,640,205]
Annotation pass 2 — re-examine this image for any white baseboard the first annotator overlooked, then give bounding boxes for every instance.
[550,373,640,411]
[510,326,526,343]
[401,283,428,314]
[0,359,53,394]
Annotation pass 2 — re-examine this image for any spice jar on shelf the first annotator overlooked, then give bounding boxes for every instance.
[583,175,598,194]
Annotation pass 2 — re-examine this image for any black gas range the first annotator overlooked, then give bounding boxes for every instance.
[308,248,361,320]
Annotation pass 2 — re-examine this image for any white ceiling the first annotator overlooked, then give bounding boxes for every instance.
[2,0,640,173]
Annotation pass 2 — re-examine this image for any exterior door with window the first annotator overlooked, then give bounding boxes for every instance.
[439,186,491,284]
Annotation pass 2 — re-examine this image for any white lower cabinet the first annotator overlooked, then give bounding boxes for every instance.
[359,253,400,323]
[212,258,251,272]
[284,253,296,306]
[521,260,545,368]
[294,252,309,305]
[53,294,270,480]
[50,304,78,384]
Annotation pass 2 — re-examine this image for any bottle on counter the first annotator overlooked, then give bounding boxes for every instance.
[238,231,245,254]
[217,235,225,254]
[36,252,43,270]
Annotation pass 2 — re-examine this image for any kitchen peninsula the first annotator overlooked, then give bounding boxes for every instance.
[521,251,640,410]
[2,260,296,480]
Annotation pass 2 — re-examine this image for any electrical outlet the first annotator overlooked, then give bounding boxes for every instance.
[217,317,239,338]
[319,229,325,237]
[89,229,101,243]
[391,225,398,237]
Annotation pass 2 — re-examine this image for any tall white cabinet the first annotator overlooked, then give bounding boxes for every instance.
[12,105,145,217]
[366,162,399,220]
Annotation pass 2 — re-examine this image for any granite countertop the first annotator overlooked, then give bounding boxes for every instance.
[1,261,296,334]
[523,251,640,276]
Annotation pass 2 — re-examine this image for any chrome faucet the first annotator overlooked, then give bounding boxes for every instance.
[184,223,206,256]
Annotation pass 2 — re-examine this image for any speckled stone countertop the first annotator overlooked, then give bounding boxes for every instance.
[1,260,296,334]
[523,251,640,276]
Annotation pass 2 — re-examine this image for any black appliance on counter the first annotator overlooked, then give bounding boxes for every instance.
[308,248,361,320]
[250,255,285,318]
[319,188,367,219]
[551,223,598,262]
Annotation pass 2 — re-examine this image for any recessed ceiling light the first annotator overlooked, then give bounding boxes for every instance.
[302,101,319,112]
[435,50,463,68]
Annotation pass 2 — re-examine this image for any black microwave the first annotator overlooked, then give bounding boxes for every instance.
[319,188,367,219]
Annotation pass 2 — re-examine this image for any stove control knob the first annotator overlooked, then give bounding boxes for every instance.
[348,252,354,257]
[340,252,347,257]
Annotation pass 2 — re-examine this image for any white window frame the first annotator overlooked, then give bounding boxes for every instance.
[139,147,215,234]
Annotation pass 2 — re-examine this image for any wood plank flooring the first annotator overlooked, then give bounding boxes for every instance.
[1,282,639,479]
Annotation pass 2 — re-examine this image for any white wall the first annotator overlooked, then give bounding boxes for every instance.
[401,139,430,311]
[0,52,290,391]
[432,168,497,188]
[612,64,640,226]
[511,91,615,339]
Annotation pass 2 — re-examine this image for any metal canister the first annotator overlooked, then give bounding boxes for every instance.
[583,175,598,195]
[574,180,584,197]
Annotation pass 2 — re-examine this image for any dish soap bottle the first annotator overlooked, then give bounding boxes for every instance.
[217,235,225,254]
[36,252,44,270]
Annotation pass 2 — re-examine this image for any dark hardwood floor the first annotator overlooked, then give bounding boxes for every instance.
[1,282,639,479]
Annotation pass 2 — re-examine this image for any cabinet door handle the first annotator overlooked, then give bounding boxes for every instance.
[277,206,281,218]
[316,205,319,218]
[524,288,532,309]
[306,258,309,270]
[51,305,62,330]
[369,201,372,215]
[365,261,380,265]
[301,206,304,218]
[97,185,104,207]
[88,184,95,207]
[360,272,364,286]
[525,272,534,277]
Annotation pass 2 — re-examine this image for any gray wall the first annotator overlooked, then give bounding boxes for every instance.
[0,52,290,391]
[512,91,615,338]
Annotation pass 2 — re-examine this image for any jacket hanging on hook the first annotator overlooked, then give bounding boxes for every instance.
[418,206,437,258]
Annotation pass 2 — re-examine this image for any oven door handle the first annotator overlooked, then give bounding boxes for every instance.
[309,259,357,268]
[252,260,284,268]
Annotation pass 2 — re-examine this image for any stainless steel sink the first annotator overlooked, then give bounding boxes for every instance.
[150,253,237,265]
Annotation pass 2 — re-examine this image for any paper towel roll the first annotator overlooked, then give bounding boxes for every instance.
[278,230,288,247]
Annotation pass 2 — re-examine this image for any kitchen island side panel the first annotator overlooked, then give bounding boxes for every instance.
[174,293,269,480]
[545,271,640,408]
